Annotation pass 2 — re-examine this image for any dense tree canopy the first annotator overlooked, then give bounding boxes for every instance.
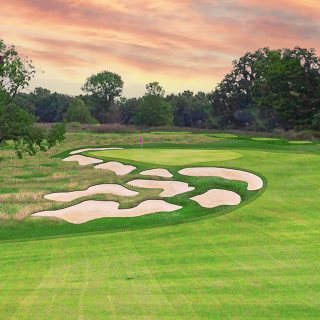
[3,40,320,134]
[118,97,141,125]
[15,88,72,123]
[251,48,320,130]
[167,91,211,128]
[0,39,65,157]
[64,98,96,124]
[82,71,124,123]
[210,47,320,131]
[135,95,173,126]
[135,83,173,126]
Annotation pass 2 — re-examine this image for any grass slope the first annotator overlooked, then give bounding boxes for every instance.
[0,132,320,318]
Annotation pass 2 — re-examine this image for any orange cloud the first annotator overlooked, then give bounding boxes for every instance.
[1,0,319,96]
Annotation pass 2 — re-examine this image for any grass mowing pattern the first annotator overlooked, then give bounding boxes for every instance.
[1,132,320,318]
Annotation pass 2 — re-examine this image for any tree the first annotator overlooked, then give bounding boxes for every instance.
[209,48,270,129]
[168,91,211,127]
[119,97,141,124]
[0,95,65,158]
[135,95,173,126]
[0,39,65,157]
[135,83,173,126]
[146,82,165,96]
[0,39,35,97]
[64,98,97,123]
[210,47,320,130]
[31,87,72,123]
[251,48,320,130]
[14,87,72,123]
[82,71,123,123]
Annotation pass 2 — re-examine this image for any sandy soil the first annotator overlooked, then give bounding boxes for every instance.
[191,189,241,208]
[32,200,182,224]
[63,155,103,166]
[140,169,173,178]
[70,147,123,155]
[179,167,263,191]
[94,161,136,175]
[127,179,194,197]
[44,184,138,202]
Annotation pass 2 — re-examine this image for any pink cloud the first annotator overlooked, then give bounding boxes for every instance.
[1,0,319,95]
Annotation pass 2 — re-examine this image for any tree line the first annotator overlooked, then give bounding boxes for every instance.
[12,47,320,132]
[14,79,211,128]
[1,38,320,156]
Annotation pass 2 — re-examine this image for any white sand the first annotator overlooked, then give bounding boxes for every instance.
[32,200,182,224]
[44,184,138,202]
[94,161,136,175]
[140,169,173,178]
[191,189,241,208]
[70,147,123,155]
[127,179,194,197]
[179,167,263,191]
[63,155,103,166]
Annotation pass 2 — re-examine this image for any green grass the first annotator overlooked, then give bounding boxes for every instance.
[149,131,192,134]
[251,137,280,141]
[208,133,238,138]
[0,132,320,318]
[87,148,241,165]
[0,187,19,194]
[289,140,313,144]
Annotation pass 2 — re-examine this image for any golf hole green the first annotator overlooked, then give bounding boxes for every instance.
[87,148,241,165]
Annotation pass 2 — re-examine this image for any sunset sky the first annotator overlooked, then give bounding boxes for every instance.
[1,0,320,97]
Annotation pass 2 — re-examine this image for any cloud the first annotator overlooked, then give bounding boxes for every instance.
[1,0,319,95]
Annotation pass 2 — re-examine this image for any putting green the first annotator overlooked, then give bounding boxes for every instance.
[87,148,241,165]
[209,133,238,138]
[289,140,313,144]
[251,137,280,141]
[149,131,192,134]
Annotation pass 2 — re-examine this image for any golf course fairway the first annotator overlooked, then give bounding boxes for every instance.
[0,132,320,319]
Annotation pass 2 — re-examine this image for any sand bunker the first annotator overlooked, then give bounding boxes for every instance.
[140,169,173,178]
[63,155,103,166]
[32,200,182,224]
[191,189,241,208]
[127,179,194,197]
[179,167,263,191]
[70,147,123,155]
[44,184,138,202]
[95,161,136,175]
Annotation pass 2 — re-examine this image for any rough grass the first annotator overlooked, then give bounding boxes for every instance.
[0,133,258,240]
[0,132,320,318]
[0,132,218,221]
